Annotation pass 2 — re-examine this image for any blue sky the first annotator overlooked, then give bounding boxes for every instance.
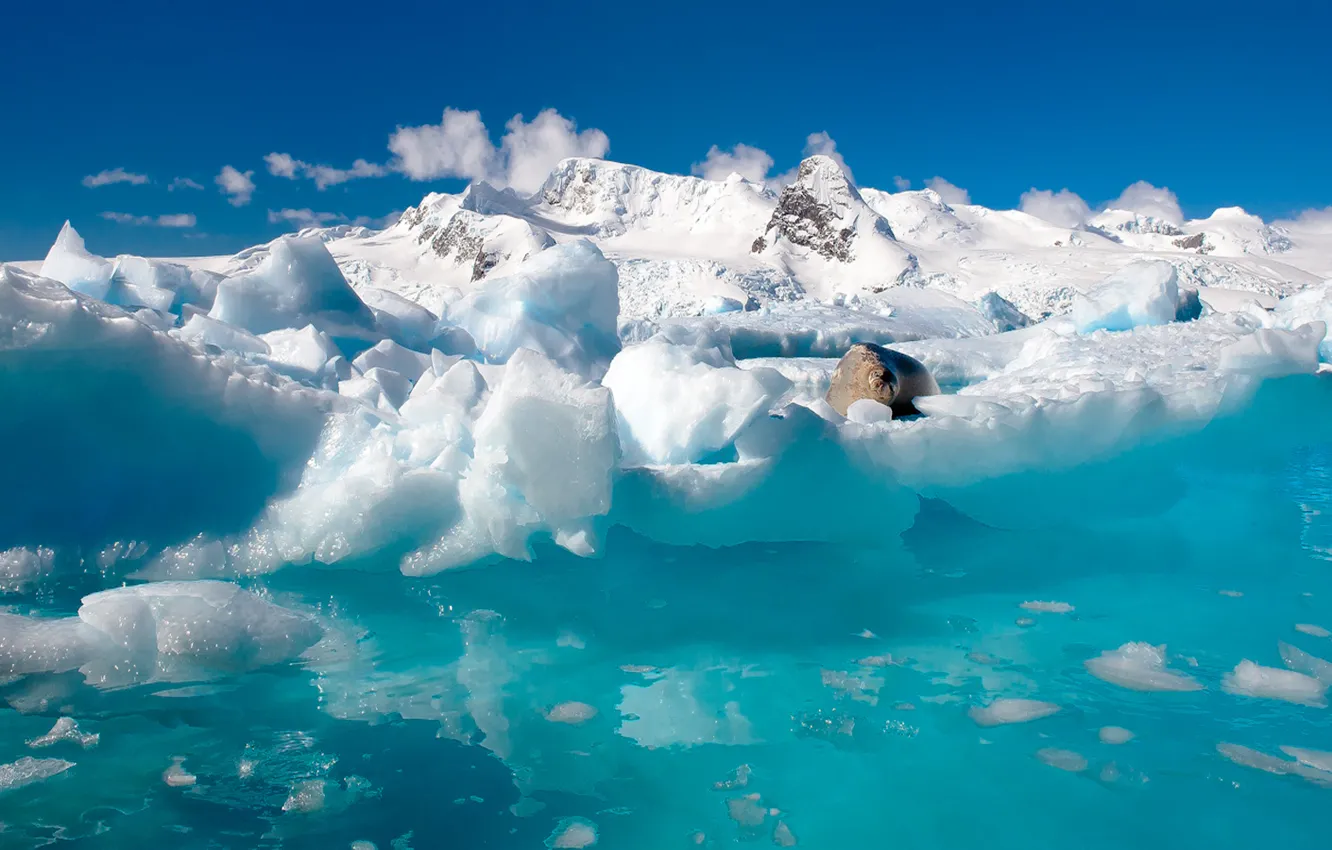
[2,0,1329,260]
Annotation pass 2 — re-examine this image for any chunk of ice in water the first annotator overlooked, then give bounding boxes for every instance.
[1221,660,1327,707]
[1295,624,1331,638]
[1279,746,1332,773]
[351,842,377,850]
[968,698,1061,727]
[772,820,798,846]
[1084,643,1202,692]
[727,794,767,827]
[1020,600,1074,613]
[0,756,74,793]
[282,779,327,813]
[163,756,197,787]
[1217,743,1332,787]
[1098,726,1135,745]
[713,764,751,791]
[545,816,598,848]
[1071,260,1180,334]
[26,717,99,749]
[1279,641,1332,683]
[1036,748,1088,772]
[546,702,598,724]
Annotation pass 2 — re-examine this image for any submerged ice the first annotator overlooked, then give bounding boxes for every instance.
[4,214,1332,848]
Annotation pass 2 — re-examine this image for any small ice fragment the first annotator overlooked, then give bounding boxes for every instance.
[857,654,898,668]
[1279,746,1332,773]
[772,820,798,846]
[1296,624,1331,638]
[163,756,196,787]
[1098,726,1135,745]
[546,702,598,724]
[391,832,416,850]
[1222,660,1327,707]
[27,717,99,749]
[894,702,916,711]
[857,629,877,639]
[1219,590,1244,598]
[1099,763,1121,783]
[1084,643,1202,692]
[1279,642,1332,683]
[546,817,598,848]
[238,759,255,778]
[469,795,484,803]
[351,842,377,850]
[1036,748,1088,772]
[690,832,706,845]
[557,631,586,649]
[1015,617,1036,628]
[0,756,74,793]
[1020,601,1074,614]
[282,779,327,813]
[967,651,1001,665]
[713,764,751,791]
[846,398,892,424]
[968,698,1061,727]
[1217,743,1332,786]
[727,794,767,827]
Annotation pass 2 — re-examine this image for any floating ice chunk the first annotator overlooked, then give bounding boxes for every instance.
[75,581,323,686]
[1219,589,1244,598]
[1071,260,1180,333]
[1020,601,1074,614]
[1084,643,1202,692]
[27,717,99,749]
[603,331,791,465]
[448,240,620,378]
[713,764,752,791]
[210,236,374,336]
[1098,726,1134,745]
[163,756,197,787]
[546,702,598,724]
[726,794,767,827]
[0,613,103,676]
[353,340,431,384]
[772,820,798,846]
[351,842,377,850]
[1036,748,1088,772]
[546,817,598,848]
[968,698,1061,727]
[38,221,114,300]
[1279,746,1332,773]
[176,313,270,357]
[0,756,75,793]
[1217,743,1332,787]
[1218,322,1323,378]
[1278,641,1332,683]
[1296,624,1331,638]
[846,398,892,425]
[283,779,327,812]
[1221,660,1327,707]
[0,546,56,589]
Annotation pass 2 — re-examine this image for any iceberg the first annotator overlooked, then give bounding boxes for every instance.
[1071,260,1182,333]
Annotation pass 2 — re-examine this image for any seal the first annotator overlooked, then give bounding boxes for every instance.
[826,342,939,418]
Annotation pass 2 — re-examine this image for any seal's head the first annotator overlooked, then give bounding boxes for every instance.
[864,356,899,406]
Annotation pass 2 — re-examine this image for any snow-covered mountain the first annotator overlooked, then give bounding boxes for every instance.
[25,153,1330,325]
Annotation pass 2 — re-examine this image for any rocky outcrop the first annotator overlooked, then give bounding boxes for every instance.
[754,156,896,263]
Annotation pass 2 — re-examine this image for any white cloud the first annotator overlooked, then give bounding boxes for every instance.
[802,132,853,183]
[386,107,609,194]
[82,168,149,188]
[267,208,401,231]
[265,152,386,189]
[264,152,302,179]
[893,176,910,191]
[1106,180,1183,224]
[168,177,203,191]
[100,211,196,228]
[498,110,610,194]
[1275,207,1332,228]
[215,165,256,206]
[1019,188,1091,228]
[388,108,496,184]
[926,176,971,205]
[691,143,774,182]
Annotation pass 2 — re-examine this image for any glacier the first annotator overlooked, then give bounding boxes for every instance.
[3,155,1332,848]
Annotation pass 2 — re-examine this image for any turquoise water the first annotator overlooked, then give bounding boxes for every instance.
[2,452,1332,848]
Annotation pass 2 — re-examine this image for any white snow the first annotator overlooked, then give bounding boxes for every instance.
[968,698,1061,727]
[1084,643,1203,692]
[1221,660,1327,707]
